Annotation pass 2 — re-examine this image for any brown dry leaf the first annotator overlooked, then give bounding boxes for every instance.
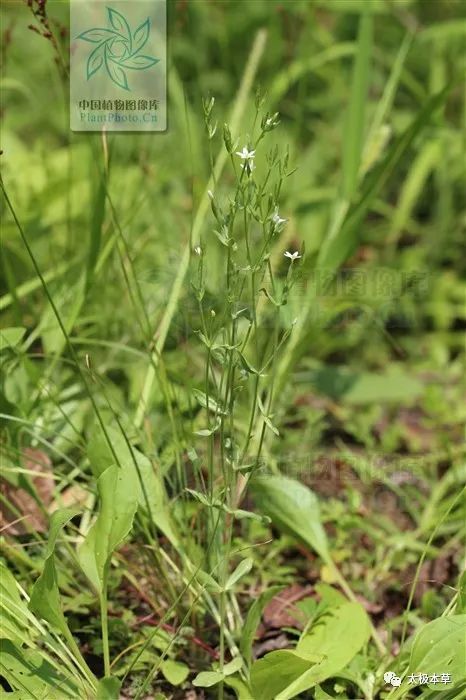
[398,408,435,453]
[51,483,88,512]
[0,448,54,535]
[355,594,383,615]
[261,583,313,630]
[253,632,292,659]
[407,551,455,605]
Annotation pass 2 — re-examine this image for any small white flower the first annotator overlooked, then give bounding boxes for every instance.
[272,211,287,227]
[391,676,401,687]
[236,146,256,161]
[241,160,256,173]
[284,250,301,261]
[384,672,395,684]
[194,245,202,256]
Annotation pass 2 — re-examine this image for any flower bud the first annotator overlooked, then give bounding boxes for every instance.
[223,123,233,153]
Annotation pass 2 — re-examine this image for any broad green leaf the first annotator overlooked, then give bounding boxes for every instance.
[29,508,80,638]
[240,586,284,668]
[0,327,26,349]
[251,602,370,700]
[78,463,138,591]
[96,676,122,699]
[403,615,466,692]
[296,602,370,661]
[314,583,346,608]
[251,650,321,700]
[0,639,78,698]
[160,659,189,686]
[301,365,423,404]
[250,475,329,560]
[88,426,178,546]
[223,656,244,676]
[193,670,224,687]
[225,558,253,591]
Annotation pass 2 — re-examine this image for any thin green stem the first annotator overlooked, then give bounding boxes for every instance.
[100,584,111,678]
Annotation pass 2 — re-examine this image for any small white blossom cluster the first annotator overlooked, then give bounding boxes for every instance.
[271,210,287,231]
[236,145,256,175]
[284,250,301,262]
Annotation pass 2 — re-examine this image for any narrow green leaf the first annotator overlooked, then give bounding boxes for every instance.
[456,571,466,614]
[0,639,78,698]
[0,564,31,644]
[342,8,373,199]
[240,586,284,668]
[225,558,253,591]
[193,388,228,415]
[29,508,80,638]
[257,396,279,436]
[192,568,223,594]
[39,275,86,357]
[87,170,106,290]
[388,140,441,243]
[317,83,452,272]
